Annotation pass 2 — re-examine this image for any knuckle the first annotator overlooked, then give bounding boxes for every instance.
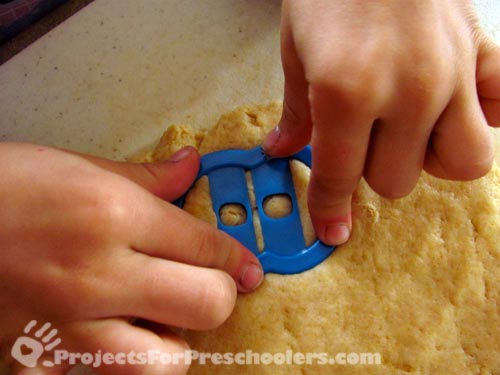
[194,271,236,330]
[363,161,419,200]
[280,99,312,139]
[47,266,103,317]
[143,269,169,308]
[193,226,234,270]
[309,72,378,109]
[310,172,359,200]
[308,174,359,212]
[95,197,129,231]
[399,63,451,112]
[305,55,384,112]
[446,154,493,181]
[438,134,494,181]
[329,141,357,165]
[397,40,458,109]
[365,175,414,200]
[76,182,130,238]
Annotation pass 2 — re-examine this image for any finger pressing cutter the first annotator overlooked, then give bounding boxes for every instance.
[176,146,335,275]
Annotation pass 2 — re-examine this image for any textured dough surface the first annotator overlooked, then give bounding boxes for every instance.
[143,102,500,375]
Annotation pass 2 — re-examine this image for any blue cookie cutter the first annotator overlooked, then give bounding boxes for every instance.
[176,146,335,275]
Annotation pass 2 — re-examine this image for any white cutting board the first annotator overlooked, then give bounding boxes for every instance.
[0,1,499,374]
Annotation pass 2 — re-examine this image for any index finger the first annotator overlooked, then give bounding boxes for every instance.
[308,83,373,245]
[125,189,263,293]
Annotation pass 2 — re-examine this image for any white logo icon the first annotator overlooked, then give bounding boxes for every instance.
[11,320,61,368]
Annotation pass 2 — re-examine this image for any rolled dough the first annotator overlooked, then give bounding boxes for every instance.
[141,102,500,375]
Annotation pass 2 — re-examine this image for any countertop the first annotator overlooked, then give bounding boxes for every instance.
[1,1,500,161]
[0,0,283,160]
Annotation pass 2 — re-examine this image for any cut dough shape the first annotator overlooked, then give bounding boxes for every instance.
[140,102,500,375]
[220,203,247,226]
[263,194,293,219]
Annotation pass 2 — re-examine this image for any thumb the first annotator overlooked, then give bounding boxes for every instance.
[262,80,313,157]
[262,10,312,157]
[81,146,200,201]
[477,38,500,127]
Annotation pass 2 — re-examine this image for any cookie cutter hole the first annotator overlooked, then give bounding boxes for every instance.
[219,203,247,226]
[263,194,293,219]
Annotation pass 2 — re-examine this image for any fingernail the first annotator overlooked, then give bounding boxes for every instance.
[262,126,280,153]
[169,146,193,162]
[239,263,264,291]
[324,223,350,245]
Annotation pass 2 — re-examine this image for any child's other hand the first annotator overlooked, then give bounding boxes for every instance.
[264,0,500,245]
[0,143,262,375]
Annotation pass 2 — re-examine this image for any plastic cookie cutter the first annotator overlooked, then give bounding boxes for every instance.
[176,145,336,275]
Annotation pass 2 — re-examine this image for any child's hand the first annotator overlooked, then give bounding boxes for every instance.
[0,143,263,375]
[264,0,500,246]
